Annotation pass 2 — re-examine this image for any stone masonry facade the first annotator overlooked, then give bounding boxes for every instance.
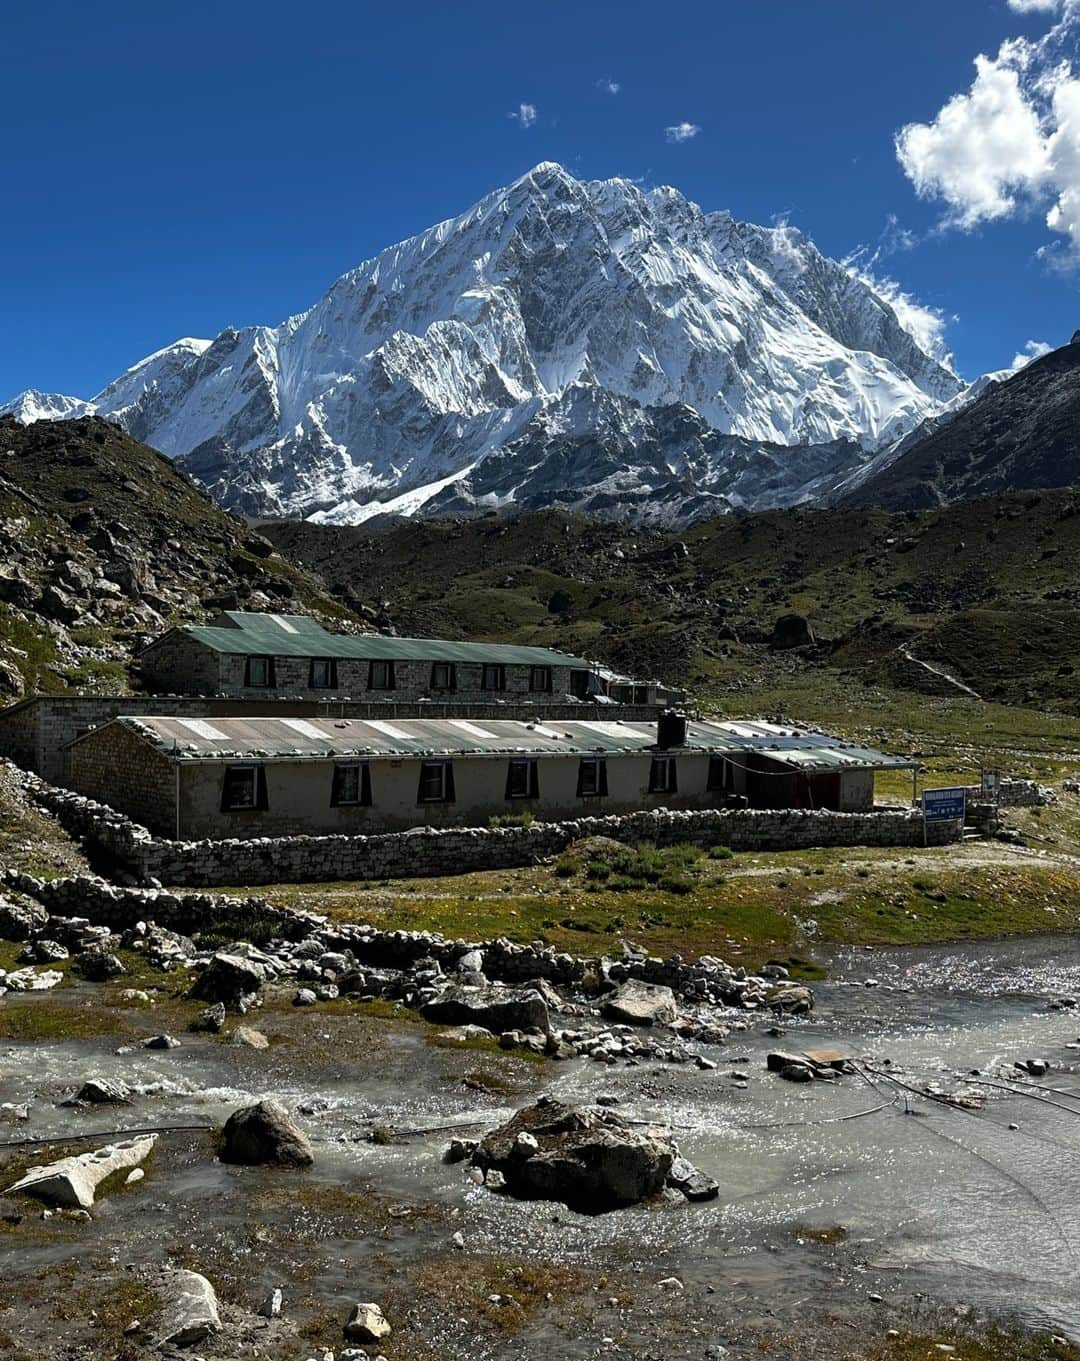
[8,759,959,889]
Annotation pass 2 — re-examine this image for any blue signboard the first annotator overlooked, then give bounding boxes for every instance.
[923,787,967,822]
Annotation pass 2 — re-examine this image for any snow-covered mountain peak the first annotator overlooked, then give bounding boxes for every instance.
[2,163,966,525]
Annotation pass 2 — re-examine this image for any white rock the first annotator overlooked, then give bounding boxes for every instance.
[156,1269,221,1348]
[6,1134,157,1209]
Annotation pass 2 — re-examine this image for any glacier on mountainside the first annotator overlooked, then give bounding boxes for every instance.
[2,163,965,525]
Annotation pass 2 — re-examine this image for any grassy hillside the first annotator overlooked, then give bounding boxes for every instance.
[266,489,1080,716]
[0,415,355,696]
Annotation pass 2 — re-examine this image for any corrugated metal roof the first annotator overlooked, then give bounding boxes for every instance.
[95,714,915,771]
[181,622,592,668]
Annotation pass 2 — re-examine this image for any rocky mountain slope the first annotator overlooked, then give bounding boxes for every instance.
[842,334,1080,509]
[0,416,353,698]
[267,488,1080,715]
[3,163,962,526]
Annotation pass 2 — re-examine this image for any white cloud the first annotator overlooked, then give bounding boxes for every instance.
[895,4,1080,260]
[665,121,700,143]
[597,77,620,95]
[1010,338,1053,368]
[846,262,953,366]
[510,102,537,128]
[895,47,1050,227]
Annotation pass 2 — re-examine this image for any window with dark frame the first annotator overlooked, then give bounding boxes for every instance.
[430,661,456,691]
[244,655,273,688]
[418,760,455,803]
[649,755,678,794]
[368,659,396,691]
[505,757,539,800]
[310,657,337,690]
[331,761,371,807]
[576,756,608,797]
[529,665,552,692]
[707,755,735,793]
[221,764,267,812]
[481,663,506,691]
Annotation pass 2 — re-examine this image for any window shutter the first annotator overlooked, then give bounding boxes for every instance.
[505,761,516,801]
[669,758,678,793]
[576,760,587,797]
[444,760,456,803]
[220,771,232,813]
[598,759,608,796]
[360,762,372,806]
[255,765,269,810]
[266,658,276,688]
[330,659,338,689]
[529,760,540,799]
[416,765,426,803]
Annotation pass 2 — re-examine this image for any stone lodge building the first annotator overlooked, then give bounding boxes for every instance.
[66,713,915,839]
[137,611,683,706]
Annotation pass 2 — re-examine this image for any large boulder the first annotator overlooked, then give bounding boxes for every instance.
[472,1097,675,1214]
[219,1099,314,1167]
[420,985,551,1036]
[601,980,677,1027]
[190,951,267,1009]
[771,613,816,649]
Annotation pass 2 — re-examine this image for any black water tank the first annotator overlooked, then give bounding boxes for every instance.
[657,709,688,748]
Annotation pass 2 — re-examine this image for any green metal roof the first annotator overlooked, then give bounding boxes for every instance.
[180,618,593,668]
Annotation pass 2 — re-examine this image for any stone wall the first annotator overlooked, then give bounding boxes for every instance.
[956,779,1055,809]
[0,695,663,784]
[2,869,321,941]
[9,760,958,888]
[138,632,221,695]
[69,722,177,838]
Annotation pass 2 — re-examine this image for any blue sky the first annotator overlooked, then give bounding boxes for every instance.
[2,0,1078,399]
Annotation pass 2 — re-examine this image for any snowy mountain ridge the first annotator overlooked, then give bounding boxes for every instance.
[3,162,966,525]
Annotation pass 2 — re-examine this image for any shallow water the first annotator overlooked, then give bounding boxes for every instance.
[6,933,1080,1350]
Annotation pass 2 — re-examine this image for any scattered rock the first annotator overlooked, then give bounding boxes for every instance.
[143,1033,181,1050]
[420,985,551,1035]
[601,979,678,1027]
[191,1002,227,1033]
[191,951,267,1009]
[344,1302,391,1344]
[259,1287,283,1318]
[156,1269,221,1348]
[219,1099,315,1167]
[71,1078,131,1105]
[225,1025,270,1050]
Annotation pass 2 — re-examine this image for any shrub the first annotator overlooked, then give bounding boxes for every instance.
[553,857,578,878]
[707,844,734,860]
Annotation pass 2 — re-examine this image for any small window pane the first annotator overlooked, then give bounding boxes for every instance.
[431,662,454,691]
[420,763,445,801]
[311,659,332,689]
[508,760,530,798]
[224,767,256,809]
[247,657,268,687]
[333,764,361,805]
[482,664,504,691]
[579,760,598,796]
[649,756,676,793]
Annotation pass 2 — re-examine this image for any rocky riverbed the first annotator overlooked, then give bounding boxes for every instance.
[4,904,1080,1358]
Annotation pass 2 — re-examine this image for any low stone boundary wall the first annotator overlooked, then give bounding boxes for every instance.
[2,869,322,941]
[1,874,777,1006]
[957,779,1055,809]
[7,758,959,887]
